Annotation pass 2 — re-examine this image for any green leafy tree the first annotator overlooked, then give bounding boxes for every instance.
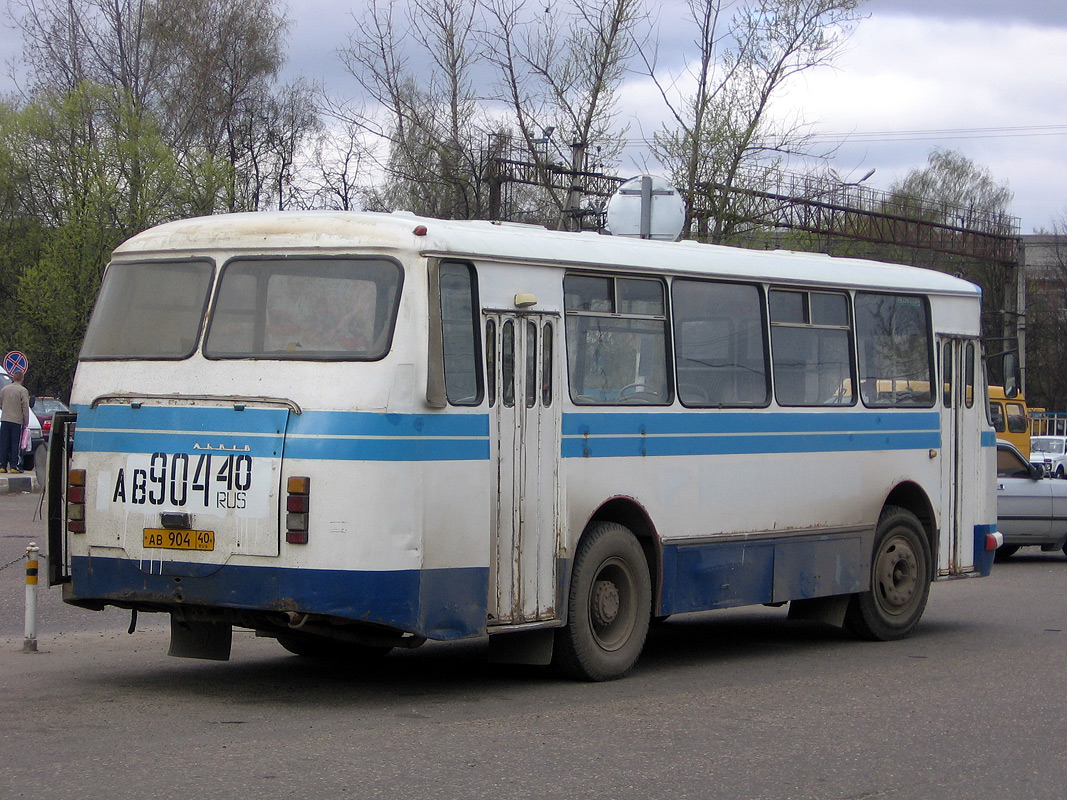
[0,83,187,395]
[887,147,1016,350]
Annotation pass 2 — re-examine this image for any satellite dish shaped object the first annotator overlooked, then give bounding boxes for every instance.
[605,175,686,241]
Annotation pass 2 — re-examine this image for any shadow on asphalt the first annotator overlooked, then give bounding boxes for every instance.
[71,603,971,705]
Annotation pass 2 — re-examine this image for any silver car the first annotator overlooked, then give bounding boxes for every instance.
[996,440,1067,559]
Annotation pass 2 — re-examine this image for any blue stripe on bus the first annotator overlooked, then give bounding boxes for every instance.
[71,405,943,461]
[981,431,997,447]
[561,410,941,458]
[71,405,491,462]
[563,410,941,435]
[69,555,489,640]
[562,431,940,459]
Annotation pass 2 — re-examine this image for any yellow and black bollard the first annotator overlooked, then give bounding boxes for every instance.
[23,543,38,653]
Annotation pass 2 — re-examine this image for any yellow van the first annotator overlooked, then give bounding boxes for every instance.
[989,385,1030,457]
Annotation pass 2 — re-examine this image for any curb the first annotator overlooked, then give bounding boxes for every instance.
[0,474,40,494]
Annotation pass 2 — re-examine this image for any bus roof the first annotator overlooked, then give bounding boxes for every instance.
[113,210,982,297]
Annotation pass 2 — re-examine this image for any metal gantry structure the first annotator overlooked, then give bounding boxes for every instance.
[485,136,1025,386]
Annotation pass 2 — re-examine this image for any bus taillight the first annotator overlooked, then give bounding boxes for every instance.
[285,476,310,544]
[67,469,86,533]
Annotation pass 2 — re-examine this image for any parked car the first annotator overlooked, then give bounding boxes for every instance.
[1030,435,1067,478]
[31,396,69,441]
[996,440,1067,559]
[0,367,44,470]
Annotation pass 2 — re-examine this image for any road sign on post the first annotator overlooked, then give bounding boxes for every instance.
[3,351,28,375]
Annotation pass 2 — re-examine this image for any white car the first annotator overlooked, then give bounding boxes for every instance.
[1030,435,1067,478]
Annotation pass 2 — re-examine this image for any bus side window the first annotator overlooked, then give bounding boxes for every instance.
[855,293,934,408]
[439,262,483,406]
[769,289,854,407]
[542,322,553,407]
[525,320,538,408]
[965,342,975,408]
[943,341,953,408]
[672,278,768,407]
[564,274,669,405]
[502,320,515,408]
[486,319,496,408]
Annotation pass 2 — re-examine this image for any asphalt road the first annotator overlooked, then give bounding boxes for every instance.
[1,490,1065,800]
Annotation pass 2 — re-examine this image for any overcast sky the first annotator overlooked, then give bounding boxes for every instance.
[3,0,1065,232]
[276,0,1067,233]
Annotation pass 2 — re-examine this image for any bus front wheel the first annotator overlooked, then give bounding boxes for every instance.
[553,522,652,681]
[845,505,931,641]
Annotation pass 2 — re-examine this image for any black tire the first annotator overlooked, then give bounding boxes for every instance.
[996,544,1020,561]
[845,506,932,641]
[553,522,652,681]
[1057,466,1065,479]
[277,634,391,661]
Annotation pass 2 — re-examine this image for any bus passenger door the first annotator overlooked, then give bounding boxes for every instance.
[939,337,982,573]
[485,312,562,626]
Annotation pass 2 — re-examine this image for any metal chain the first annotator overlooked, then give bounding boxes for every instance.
[0,552,28,572]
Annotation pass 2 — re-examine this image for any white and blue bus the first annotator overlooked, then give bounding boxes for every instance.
[47,211,1000,680]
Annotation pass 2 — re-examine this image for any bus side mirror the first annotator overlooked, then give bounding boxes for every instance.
[1003,352,1019,398]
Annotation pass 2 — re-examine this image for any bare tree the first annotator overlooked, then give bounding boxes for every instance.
[645,0,865,242]
[338,0,490,219]
[481,0,645,227]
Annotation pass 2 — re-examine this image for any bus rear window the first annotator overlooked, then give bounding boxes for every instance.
[205,257,402,360]
[80,260,214,360]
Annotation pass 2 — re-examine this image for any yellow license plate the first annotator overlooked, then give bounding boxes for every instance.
[143,528,215,551]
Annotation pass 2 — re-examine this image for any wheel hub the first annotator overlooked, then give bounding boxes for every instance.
[877,541,917,609]
[592,579,620,627]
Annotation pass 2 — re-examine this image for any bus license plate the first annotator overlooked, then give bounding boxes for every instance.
[143,528,215,551]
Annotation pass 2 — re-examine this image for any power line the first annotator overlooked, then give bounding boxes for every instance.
[611,124,1067,150]
[807,125,1067,144]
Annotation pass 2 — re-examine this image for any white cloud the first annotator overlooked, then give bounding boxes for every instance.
[766,16,1067,230]
[790,17,1067,129]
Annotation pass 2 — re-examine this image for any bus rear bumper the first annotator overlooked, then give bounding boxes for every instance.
[974,524,1001,577]
[65,555,489,642]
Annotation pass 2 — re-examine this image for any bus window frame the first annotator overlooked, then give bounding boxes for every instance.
[854,291,936,410]
[203,254,404,363]
[438,260,485,407]
[564,272,673,407]
[768,286,856,408]
[670,276,771,409]
[79,257,216,362]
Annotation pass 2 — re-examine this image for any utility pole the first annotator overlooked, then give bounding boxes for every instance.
[561,133,586,231]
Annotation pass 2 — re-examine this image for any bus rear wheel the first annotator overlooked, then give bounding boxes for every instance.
[846,505,931,641]
[553,522,651,681]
